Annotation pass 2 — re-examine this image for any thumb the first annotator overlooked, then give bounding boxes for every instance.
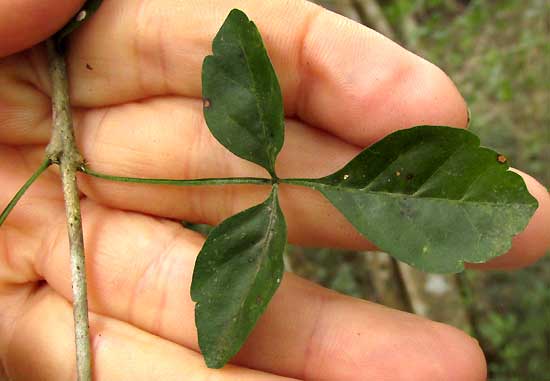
[0,0,85,57]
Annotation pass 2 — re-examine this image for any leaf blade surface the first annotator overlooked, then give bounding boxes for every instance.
[191,186,286,368]
[202,9,284,177]
[302,126,538,272]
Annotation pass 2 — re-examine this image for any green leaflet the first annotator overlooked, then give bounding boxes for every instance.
[202,9,285,178]
[290,126,538,273]
[191,186,286,368]
[55,0,103,50]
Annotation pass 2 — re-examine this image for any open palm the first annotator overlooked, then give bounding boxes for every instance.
[1,1,549,380]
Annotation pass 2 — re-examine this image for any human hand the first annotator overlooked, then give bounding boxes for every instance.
[1,1,549,380]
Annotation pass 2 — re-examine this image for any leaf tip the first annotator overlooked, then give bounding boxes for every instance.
[228,8,249,21]
[204,354,227,369]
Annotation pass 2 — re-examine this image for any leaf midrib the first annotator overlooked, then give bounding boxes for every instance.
[314,182,535,207]
[210,186,280,354]
[236,29,274,171]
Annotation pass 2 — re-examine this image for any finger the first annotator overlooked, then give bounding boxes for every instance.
[73,97,550,265]
[467,170,550,270]
[0,287,295,381]
[0,90,547,272]
[0,0,85,57]
[4,197,486,381]
[6,0,467,147]
[1,93,546,268]
[0,51,53,145]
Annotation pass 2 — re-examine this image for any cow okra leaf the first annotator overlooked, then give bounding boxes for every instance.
[288,126,538,273]
[191,186,286,368]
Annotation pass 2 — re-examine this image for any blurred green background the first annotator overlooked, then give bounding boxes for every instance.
[294,1,550,380]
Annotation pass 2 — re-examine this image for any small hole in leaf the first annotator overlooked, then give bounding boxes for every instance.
[203,98,212,109]
[395,171,401,176]
[497,154,507,164]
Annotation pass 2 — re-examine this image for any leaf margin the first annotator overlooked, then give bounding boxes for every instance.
[201,8,285,178]
[190,185,287,368]
[286,125,538,273]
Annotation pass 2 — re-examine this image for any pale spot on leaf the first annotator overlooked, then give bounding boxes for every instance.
[76,10,87,22]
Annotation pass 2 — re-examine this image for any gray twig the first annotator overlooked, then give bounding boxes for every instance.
[46,39,92,381]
